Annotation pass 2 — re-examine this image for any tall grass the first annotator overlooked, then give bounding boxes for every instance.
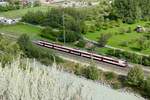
[0,59,145,100]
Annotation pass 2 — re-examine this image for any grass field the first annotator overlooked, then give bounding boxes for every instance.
[0,6,51,18]
[0,23,42,40]
[84,21,150,55]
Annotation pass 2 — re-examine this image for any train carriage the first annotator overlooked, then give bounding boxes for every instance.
[35,40,128,67]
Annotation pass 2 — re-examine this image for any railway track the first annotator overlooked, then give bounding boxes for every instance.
[1,32,149,76]
[34,40,150,76]
[49,47,150,76]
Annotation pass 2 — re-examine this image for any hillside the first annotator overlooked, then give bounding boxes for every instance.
[0,60,145,100]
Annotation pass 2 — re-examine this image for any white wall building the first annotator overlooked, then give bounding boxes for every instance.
[0,17,21,25]
[0,0,8,6]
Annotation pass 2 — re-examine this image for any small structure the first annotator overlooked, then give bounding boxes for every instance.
[135,25,145,33]
[85,42,94,49]
[0,17,21,25]
[42,0,64,4]
[0,0,8,6]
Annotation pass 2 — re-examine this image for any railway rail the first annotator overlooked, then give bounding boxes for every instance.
[34,40,128,68]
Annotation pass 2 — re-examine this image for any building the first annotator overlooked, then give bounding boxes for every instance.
[0,0,8,6]
[40,0,65,4]
[0,17,20,25]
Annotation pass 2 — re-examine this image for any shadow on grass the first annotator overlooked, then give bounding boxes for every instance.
[130,47,142,52]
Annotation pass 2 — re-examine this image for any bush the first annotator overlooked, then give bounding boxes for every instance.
[84,66,100,80]
[33,0,41,7]
[22,11,45,25]
[40,27,61,41]
[112,81,122,89]
[126,66,144,86]
[127,27,132,33]
[119,41,128,47]
[17,34,62,65]
[118,28,126,34]
[106,49,150,66]
[124,17,135,24]
[75,39,86,48]
[105,72,117,81]
[142,77,150,97]
[59,30,81,43]
[0,4,20,12]
[74,64,84,76]
[98,33,111,47]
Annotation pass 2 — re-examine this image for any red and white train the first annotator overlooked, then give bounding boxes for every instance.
[35,40,128,67]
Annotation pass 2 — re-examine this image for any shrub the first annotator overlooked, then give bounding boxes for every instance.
[17,34,62,65]
[23,11,45,24]
[106,49,150,66]
[59,30,81,43]
[126,66,144,86]
[75,39,86,48]
[84,66,100,80]
[142,77,150,97]
[98,33,111,47]
[112,81,122,89]
[119,41,128,47]
[33,0,41,7]
[105,72,117,81]
[40,27,61,41]
[127,27,132,33]
[74,64,84,76]
[118,28,126,34]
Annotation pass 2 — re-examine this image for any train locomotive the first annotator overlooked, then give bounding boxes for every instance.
[35,40,128,67]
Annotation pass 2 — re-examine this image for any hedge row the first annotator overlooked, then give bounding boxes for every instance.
[106,49,150,66]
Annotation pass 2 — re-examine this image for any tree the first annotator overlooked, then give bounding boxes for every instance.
[136,36,146,49]
[126,66,144,86]
[113,0,141,23]
[98,33,111,47]
[138,0,150,20]
[59,30,81,43]
[22,11,45,25]
[17,34,31,52]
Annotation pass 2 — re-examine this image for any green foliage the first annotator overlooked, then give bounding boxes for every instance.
[22,11,45,25]
[22,8,86,35]
[59,30,81,43]
[84,66,100,80]
[142,77,150,97]
[74,64,84,76]
[119,41,128,47]
[40,27,61,41]
[22,8,88,42]
[75,39,86,48]
[0,36,20,66]
[17,34,62,65]
[0,3,20,12]
[98,33,111,47]
[105,72,117,81]
[136,35,150,50]
[112,81,122,89]
[113,0,150,23]
[106,49,150,66]
[33,0,41,7]
[126,66,144,86]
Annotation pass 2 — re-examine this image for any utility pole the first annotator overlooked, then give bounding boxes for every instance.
[62,10,66,45]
